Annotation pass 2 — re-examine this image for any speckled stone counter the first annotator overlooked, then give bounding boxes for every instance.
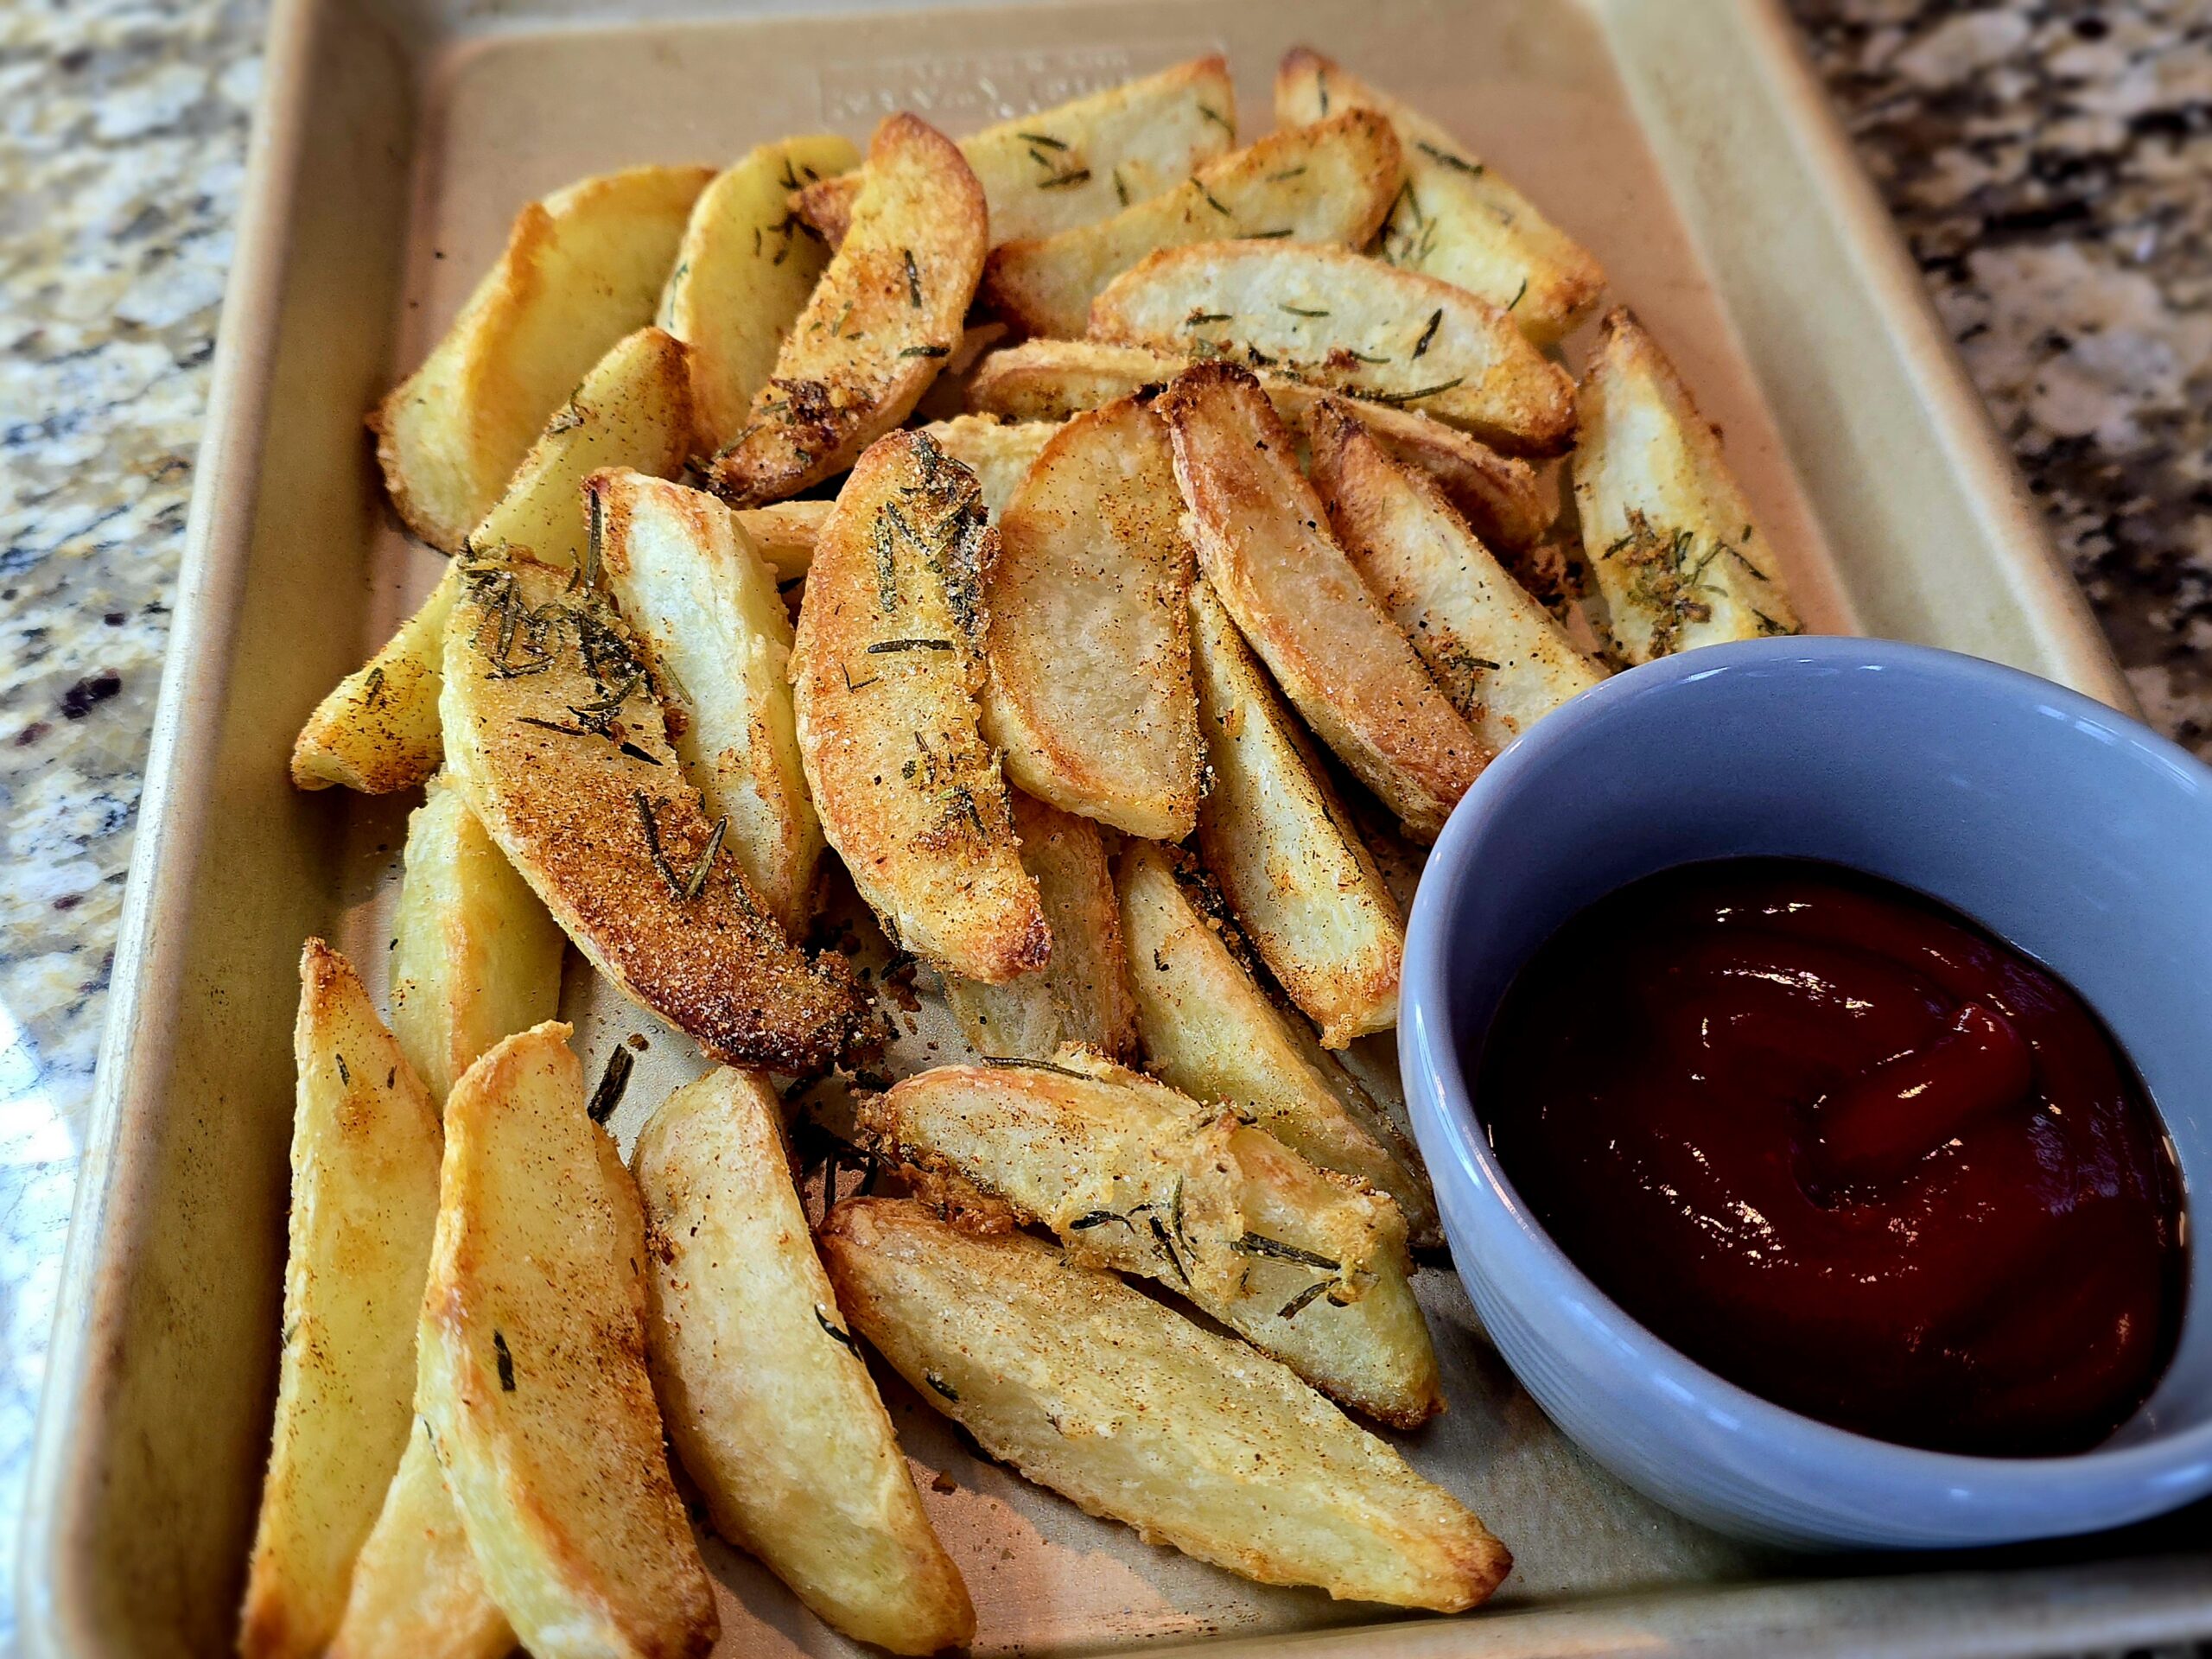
[0,0,2206,1648]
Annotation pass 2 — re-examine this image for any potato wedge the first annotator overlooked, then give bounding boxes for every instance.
[982,109,1402,339]
[791,430,1049,982]
[391,770,566,1103]
[660,135,861,454]
[375,165,712,550]
[239,942,443,1659]
[290,565,459,793]
[417,1022,715,1659]
[592,470,823,935]
[977,396,1199,837]
[733,498,831,582]
[1117,841,1437,1245]
[1307,397,1604,750]
[1188,581,1402,1047]
[635,1068,975,1655]
[822,1199,1505,1609]
[466,326,693,565]
[442,554,861,1070]
[798,56,1237,251]
[1275,48,1605,346]
[866,1056,1441,1424]
[710,116,988,506]
[942,791,1135,1063]
[967,337,1548,551]
[1157,363,1485,841]
[1095,240,1575,454]
[912,414,1059,523]
[327,1429,512,1659]
[1572,308,1801,662]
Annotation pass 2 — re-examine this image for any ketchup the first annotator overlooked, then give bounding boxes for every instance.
[1478,859,2185,1458]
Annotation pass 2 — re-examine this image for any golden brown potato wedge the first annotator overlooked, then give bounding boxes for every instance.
[733,499,831,582]
[239,942,443,1659]
[327,1429,512,1659]
[977,396,1199,837]
[822,1199,1506,1610]
[982,109,1402,339]
[1275,48,1605,346]
[660,135,861,455]
[290,567,459,793]
[391,771,566,1104]
[1157,363,1486,841]
[1572,308,1801,662]
[791,429,1049,983]
[417,1022,716,1659]
[912,414,1060,522]
[942,791,1135,1063]
[442,554,861,1070]
[375,165,712,550]
[1307,397,1604,750]
[466,326,694,565]
[591,470,823,935]
[1188,580,1402,1047]
[797,56,1237,251]
[966,337,1548,551]
[866,1056,1441,1424]
[710,116,988,506]
[1094,240,1575,454]
[1117,841,1437,1245]
[635,1068,975,1655]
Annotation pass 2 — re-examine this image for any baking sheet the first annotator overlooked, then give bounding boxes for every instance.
[20,0,2202,1654]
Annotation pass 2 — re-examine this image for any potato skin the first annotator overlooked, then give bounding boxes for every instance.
[790,429,1049,983]
[710,115,988,506]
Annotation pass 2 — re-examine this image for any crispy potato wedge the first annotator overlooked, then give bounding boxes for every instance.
[1158,363,1486,841]
[866,1056,1441,1424]
[417,1023,715,1659]
[442,554,861,1070]
[822,1200,1505,1609]
[791,431,1049,982]
[967,337,1548,550]
[290,566,459,793]
[798,56,1238,251]
[1095,240,1575,454]
[977,396,1200,837]
[1117,841,1437,1245]
[1188,581,1402,1047]
[466,326,694,564]
[375,165,712,550]
[942,791,1135,1063]
[239,942,443,1659]
[327,1428,512,1659]
[635,1068,975,1655]
[1308,397,1603,750]
[659,135,861,454]
[912,414,1060,522]
[391,771,566,1104]
[592,470,823,935]
[710,116,988,506]
[982,110,1402,339]
[1572,308,1801,662]
[733,498,831,582]
[1276,48,1605,346]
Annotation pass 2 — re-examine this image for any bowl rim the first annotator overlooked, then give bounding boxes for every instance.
[1401,634,2212,1498]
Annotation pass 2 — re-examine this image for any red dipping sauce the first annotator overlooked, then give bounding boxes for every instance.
[1478,859,2186,1458]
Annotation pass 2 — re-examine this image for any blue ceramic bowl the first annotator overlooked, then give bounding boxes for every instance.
[1400,637,2212,1550]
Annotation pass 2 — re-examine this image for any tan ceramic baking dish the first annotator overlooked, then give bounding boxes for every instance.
[22,0,2211,1653]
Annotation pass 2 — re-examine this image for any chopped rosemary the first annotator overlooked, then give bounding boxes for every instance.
[1413,307,1442,358]
[903,249,921,308]
[925,1371,960,1401]
[1183,310,1232,327]
[1037,168,1091,189]
[1245,227,1296,238]
[587,1045,634,1126]
[816,1306,860,1352]
[866,637,955,653]
[897,344,951,359]
[1112,167,1129,207]
[493,1330,515,1391]
[1230,1232,1342,1271]
[359,666,385,705]
[1278,1280,1334,1320]
[1280,303,1331,318]
[582,487,605,588]
[1016,130,1066,149]
[1197,102,1231,133]
[1245,344,1279,367]
[1345,347,1389,365]
[619,741,659,766]
[1069,1210,1130,1230]
[335,1053,350,1086]
[1363,375,1465,406]
[1149,1215,1191,1285]
[1316,67,1330,114]
[1198,183,1231,216]
[1415,140,1484,176]
[840,664,881,693]
[979,1055,1090,1078]
[634,791,726,900]
[1266,165,1307,181]
[1507,276,1529,311]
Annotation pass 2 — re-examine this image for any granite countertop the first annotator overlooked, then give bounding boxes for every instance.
[1,0,2206,1649]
